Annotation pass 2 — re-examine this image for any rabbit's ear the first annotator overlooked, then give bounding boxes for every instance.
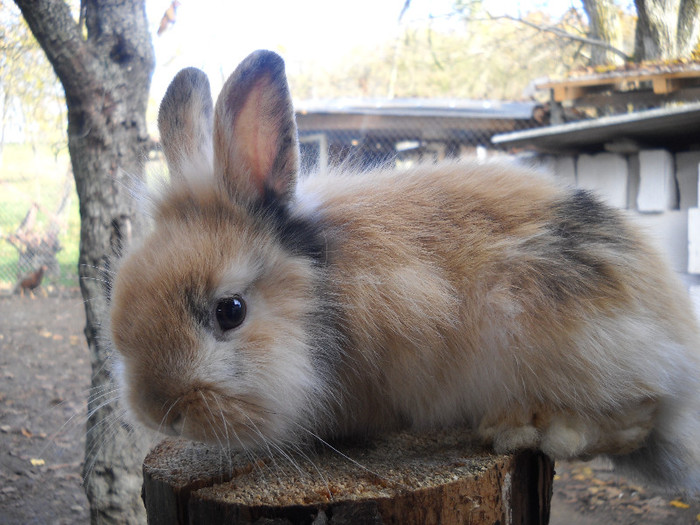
[213,50,299,205]
[158,67,214,180]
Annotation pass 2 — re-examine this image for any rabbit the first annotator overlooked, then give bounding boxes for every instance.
[109,49,700,491]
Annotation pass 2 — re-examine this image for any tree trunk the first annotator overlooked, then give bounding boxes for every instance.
[12,1,154,523]
[582,0,624,66]
[677,0,700,58]
[143,431,555,525]
[634,0,700,60]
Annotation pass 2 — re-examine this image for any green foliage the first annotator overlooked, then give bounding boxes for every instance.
[0,143,78,289]
[0,2,67,150]
[288,8,590,101]
[0,3,73,290]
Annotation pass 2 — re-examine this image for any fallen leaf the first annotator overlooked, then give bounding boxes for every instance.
[20,428,32,438]
[670,499,690,509]
[646,496,667,508]
[39,330,52,338]
[29,458,45,466]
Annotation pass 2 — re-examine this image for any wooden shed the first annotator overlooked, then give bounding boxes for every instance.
[295,98,541,172]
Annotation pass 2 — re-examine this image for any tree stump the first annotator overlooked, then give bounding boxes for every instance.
[142,429,554,525]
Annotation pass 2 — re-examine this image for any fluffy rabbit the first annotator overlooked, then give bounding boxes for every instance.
[110,50,700,490]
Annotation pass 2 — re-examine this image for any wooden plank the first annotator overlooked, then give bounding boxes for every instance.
[539,68,700,91]
[553,85,587,102]
[143,429,555,525]
[652,77,684,94]
[566,85,700,109]
[548,73,700,101]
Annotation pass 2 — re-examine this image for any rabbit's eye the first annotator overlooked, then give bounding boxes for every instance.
[215,296,246,332]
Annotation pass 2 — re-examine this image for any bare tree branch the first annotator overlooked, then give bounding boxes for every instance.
[14,0,93,96]
[484,13,632,62]
[582,0,624,65]
[399,0,411,22]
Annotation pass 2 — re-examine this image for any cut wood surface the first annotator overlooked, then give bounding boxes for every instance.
[143,428,554,524]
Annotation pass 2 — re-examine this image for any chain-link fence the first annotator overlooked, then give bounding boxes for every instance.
[4,70,698,294]
[0,148,77,294]
[0,100,545,294]
[295,98,544,173]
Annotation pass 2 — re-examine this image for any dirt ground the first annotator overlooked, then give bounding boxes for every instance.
[1,292,699,524]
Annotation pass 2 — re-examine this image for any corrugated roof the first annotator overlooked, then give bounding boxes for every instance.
[295,98,536,120]
[491,102,700,153]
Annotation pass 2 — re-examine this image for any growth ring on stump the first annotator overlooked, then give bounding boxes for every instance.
[142,429,554,524]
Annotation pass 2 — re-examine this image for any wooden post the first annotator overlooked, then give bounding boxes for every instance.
[142,429,554,524]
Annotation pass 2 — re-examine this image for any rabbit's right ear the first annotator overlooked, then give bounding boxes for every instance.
[213,50,299,206]
[157,67,214,180]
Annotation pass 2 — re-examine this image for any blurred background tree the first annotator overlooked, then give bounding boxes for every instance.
[288,6,593,101]
[0,4,65,161]
[289,0,700,103]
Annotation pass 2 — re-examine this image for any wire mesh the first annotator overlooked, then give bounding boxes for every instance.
[4,67,697,293]
[295,98,544,173]
[0,161,76,294]
[0,99,545,293]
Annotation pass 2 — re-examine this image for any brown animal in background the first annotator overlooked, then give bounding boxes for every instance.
[15,265,48,297]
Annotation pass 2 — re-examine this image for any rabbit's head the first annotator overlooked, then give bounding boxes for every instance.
[110,51,328,448]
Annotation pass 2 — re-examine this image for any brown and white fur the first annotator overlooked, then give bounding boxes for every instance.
[110,50,700,491]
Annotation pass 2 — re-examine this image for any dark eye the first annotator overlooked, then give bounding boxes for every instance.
[215,296,247,332]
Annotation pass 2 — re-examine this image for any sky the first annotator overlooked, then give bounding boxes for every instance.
[145,0,583,102]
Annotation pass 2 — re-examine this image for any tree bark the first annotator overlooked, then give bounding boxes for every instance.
[12,1,154,523]
[677,0,700,58]
[634,0,678,60]
[634,0,700,60]
[582,0,624,65]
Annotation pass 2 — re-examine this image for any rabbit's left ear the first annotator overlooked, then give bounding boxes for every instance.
[158,67,214,180]
[213,50,299,205]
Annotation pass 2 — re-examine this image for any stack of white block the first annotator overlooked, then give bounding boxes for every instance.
[688,166,700,273]
[547,149,700,315]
